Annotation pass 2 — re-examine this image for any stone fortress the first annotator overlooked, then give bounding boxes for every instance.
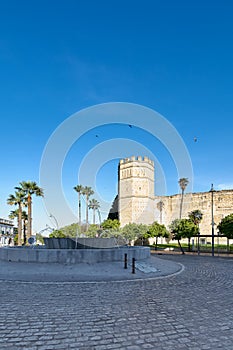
[118,156,233,242]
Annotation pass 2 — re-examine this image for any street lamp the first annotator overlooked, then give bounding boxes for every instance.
[209,184,215,257]
[97,209,102,227]
[49,214,59,230]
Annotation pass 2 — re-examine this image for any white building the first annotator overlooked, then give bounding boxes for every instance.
[0,218,15,246]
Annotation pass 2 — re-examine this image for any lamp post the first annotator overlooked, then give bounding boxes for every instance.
[49,214,59,230]
[209,184,215,257]
[97,209,102,227]
[197,226,200,256]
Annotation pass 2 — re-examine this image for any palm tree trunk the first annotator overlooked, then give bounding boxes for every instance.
[97,210,101,227]
[27,195,32,241]
[179,189,185,254]
[23,220,27,245]
[179,189,184,219]
[78,193,81,226]
[85,196,89,231]
[18,204,22,246]
[93,209,96,225]
[197,230,200,255]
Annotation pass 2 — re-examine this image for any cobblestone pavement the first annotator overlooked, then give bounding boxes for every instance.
[0,254,233,349]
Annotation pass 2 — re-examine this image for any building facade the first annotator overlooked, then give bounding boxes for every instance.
[0,218,15,246]
[118,156,233,240]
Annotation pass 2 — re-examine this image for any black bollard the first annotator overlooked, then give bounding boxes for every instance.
[124,253,128,269]
[132,257,135,274]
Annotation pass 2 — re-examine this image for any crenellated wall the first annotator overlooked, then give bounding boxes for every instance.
[118,156,155,226]
[154,191,233,238]
[118,156,233,238]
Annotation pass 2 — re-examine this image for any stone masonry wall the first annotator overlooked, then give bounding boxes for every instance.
[118,156,233,239]
[155,190,233,237]
[118,156,155,226]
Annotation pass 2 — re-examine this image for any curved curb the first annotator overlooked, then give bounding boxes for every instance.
[0,260,184,285]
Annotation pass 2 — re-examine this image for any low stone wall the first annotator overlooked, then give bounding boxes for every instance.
[0,246,150,264]
[43,237,118,249]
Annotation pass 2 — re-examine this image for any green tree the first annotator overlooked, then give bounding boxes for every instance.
[101,219,120,230]
[170,218,198,253]
[47,223,82,238]
[58,223,80,238]
[16,181,44,240]
[121,223,148,245]
[88,199,100,224]
[73,185,84,226]
[178,178,189,219]
[218,214,233,239]
[49,230,67,238]
[36,233,44,244]
[146,221,169,249]
[7,191,26,246]
[86,224,100,237]
[82,186,94,230]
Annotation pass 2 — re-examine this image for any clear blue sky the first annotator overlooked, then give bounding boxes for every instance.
[1,0,233,231]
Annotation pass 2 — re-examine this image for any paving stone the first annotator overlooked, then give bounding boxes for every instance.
[0,255,233,349]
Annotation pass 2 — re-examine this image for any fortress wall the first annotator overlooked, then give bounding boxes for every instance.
[118,156,233,234]
[155,190,233,235]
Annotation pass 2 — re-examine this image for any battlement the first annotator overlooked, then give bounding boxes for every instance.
[118,155,155,226]
[118,154,233,233]
[119,156,154,166]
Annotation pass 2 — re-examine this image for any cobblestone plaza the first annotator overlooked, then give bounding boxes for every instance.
[0,254,233,349]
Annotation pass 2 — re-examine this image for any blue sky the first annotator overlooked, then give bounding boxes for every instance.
[0,0,233,232]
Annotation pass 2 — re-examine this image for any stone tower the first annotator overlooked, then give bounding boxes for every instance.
[118,156,155,227]
[117,155,233,242]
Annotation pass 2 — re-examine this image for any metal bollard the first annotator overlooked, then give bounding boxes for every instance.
[132,257,135,274]
[124,253,128,269]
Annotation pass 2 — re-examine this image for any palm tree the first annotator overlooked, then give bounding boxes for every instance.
[188,209,203,254]
[82,186,94,230]
[88,199,100,224]
[9,209,28,245]
[7,191,26,246]
[73,185,84,226]
[188,210,203,226]
[16,181,44,240]
[178,178,189,219]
